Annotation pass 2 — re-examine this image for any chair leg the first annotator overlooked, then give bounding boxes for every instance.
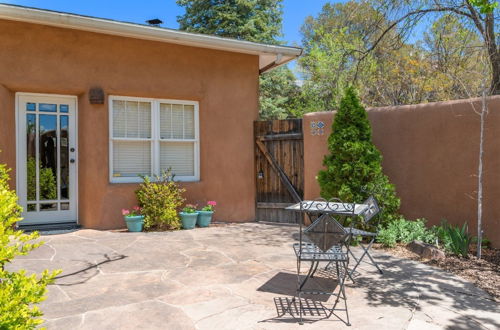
[365,247,383,274]
[349,238,382,276]
[299,261,317,291]
[342,261,351,326]
[310,261,320,278]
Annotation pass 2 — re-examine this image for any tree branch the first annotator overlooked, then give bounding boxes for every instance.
[464,1,486,36]
[360,6,480,60]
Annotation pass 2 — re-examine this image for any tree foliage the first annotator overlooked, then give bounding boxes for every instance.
[296,1,490,113]
[176,0,299,119]
[259,66,301,119]
[0,161,60,329]
[318,88,400,223]
[176,0,283,43]
[369,0,499,94]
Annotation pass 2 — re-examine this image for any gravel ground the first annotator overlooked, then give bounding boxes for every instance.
[375,244,500,302]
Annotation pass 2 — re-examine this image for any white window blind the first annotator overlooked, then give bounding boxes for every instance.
[160,142,194,176]
[113,141,151,177]
[112,101,151,138]
[110,97,199,183]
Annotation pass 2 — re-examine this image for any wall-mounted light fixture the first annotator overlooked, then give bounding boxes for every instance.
[89,87,105,104]
[258,170,264,179]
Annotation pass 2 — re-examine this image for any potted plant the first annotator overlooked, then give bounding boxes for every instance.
[122,206,144,232]
[179,204,198,229]
[198,201,216,227]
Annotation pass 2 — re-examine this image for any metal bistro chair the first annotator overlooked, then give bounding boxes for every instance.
[345,195,383,277]
[290,198,356,326]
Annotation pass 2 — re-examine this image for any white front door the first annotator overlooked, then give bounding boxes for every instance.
[16,93,78,225]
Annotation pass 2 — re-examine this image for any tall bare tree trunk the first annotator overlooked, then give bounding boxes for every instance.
[477,84,487,259]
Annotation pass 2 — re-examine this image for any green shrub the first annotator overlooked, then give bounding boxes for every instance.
[377,217,437,247]
[135,170,185,231]
[0,161,61,329]
[434,221,474,257]
[318,87,400,226]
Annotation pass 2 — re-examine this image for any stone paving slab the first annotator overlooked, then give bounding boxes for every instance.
[8,223,500,329]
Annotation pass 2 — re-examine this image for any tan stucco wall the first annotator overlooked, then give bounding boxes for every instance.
[0,19,259,229]
[304,97,500,248]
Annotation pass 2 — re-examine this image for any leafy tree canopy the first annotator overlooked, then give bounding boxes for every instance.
[176,0,283,44]
[295,1,488,115]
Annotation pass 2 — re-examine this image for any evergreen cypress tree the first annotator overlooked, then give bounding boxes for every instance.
[318,87,400,223]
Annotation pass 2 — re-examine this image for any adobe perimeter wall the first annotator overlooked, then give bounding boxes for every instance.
[0,19,258,229]
[304,97,500,248]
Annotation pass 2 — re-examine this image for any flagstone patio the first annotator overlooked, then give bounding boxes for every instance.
[8,223,500,329]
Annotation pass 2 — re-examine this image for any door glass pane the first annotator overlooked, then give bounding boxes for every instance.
[60,116,69,200]
[60,104,69,113]
[39,103,57,112]
[27,204,37,212]
[60,202,69,210]
[39,115,58,201]
[26,114,36,201]
[26,103,36,111]
[40,203,57,211]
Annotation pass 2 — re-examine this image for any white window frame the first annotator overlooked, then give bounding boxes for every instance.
[109,95,200,183]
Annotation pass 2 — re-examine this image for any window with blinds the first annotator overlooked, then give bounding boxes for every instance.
[109,97,199,183]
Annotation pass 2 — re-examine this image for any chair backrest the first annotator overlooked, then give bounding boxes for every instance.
[361,195,380,223]
[304,215,347,252]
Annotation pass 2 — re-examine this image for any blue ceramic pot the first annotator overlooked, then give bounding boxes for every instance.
[180,212,198,229]
[124,215,144,232]
[197,211,214,227]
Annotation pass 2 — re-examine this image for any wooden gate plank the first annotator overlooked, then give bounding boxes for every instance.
[255,139,301,203]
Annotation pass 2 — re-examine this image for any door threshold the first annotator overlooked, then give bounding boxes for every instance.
[18,221,80,233]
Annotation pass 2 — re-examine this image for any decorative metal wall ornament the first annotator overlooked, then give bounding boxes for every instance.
[88,87,105,104]
[310,121,325,136]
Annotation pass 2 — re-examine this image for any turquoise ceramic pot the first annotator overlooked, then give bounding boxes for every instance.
[197,211,214,227]
[180,212,198,229]
[124,215,144,232]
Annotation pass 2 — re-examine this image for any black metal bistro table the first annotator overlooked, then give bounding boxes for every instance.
[285,199,368,325]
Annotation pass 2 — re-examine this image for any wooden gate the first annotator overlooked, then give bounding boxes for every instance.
[254,119,304,223]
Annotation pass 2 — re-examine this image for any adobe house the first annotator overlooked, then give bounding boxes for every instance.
[0,4,301,229]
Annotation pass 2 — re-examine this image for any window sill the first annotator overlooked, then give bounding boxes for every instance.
[110,176,200,184]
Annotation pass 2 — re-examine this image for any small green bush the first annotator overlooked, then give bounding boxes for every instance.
[377,217,437,247]
[434,221,474,257]
[135,170,185,231]
[0,161,61,329]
